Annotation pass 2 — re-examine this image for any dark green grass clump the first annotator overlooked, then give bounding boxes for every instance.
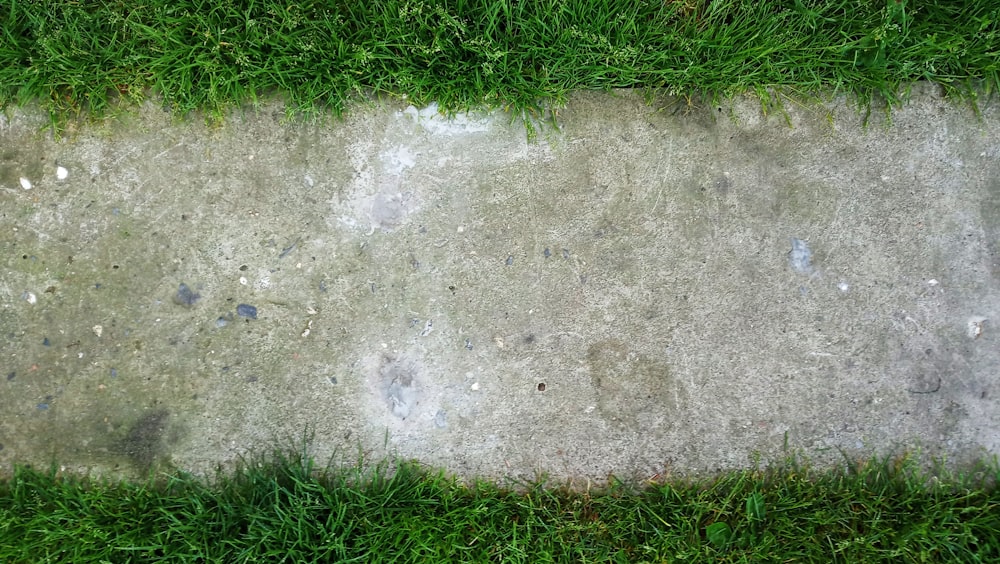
[1,0,998,123]
[1,452,998,562]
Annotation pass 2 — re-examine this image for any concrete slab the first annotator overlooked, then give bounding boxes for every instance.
[1,85,998,481]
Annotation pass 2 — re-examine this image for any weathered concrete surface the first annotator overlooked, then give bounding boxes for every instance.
[2,85,999,481]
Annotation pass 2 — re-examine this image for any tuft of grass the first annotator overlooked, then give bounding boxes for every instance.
[1,450,998,562]
[0,0,998,128]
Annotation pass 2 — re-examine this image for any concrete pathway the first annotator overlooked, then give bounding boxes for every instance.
[1,85,998,481]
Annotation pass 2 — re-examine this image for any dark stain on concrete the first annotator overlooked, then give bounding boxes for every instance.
[118,409,170,472]
[587,339,680,429]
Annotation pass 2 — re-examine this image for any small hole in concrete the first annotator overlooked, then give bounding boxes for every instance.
[537,383,546,392]
[112,264,119,269]
[239,265,248,271]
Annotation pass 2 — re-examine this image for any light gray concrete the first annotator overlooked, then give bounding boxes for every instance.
[2,85,998,481]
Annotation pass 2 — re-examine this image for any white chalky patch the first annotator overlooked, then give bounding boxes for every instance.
[399,102,491,135]
[381,145,417,175]
[789,238,813,274]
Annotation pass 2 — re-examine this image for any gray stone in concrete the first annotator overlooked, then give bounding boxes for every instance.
[1,85,998,481]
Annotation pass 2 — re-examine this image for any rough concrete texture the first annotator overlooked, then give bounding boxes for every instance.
[2,85,999,482]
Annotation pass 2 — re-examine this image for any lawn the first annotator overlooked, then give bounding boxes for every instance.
[1,449,998,562]
[1,0,997,125]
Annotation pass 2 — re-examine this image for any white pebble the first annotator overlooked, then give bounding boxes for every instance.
[92,325,103,337]
[56,166,68,180]
[22,291,37,304]
[19,177,32,190]
[470,382,480,391]
[967,317,986,339]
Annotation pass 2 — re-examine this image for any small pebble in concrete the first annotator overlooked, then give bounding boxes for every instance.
[562,248,570,259]
[6,371,14,381]
[278,239,299,259]
[236,304,258,319]
[838,281,850,292]
[56,166,68,180]
[19,177,32,190]
[434,410,447,428]
[465,338,473,350]
[537,382,546,392]
[967,316,986,339]
[174,283,200,307]
[92,325,103,337]
[789,238,813,273]
[36,403,49,410]
[22,291,36,305]
[506,255,514,266]
[42,337,50,346]
[110,368,118,378]
[329,376,337,385]
[544,247,551,258]
[215,316,229,328]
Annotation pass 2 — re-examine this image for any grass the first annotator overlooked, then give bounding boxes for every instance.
[1,449,998,562]
[0,0,998,128]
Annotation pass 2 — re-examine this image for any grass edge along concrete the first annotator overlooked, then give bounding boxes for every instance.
[1,443,998,562]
